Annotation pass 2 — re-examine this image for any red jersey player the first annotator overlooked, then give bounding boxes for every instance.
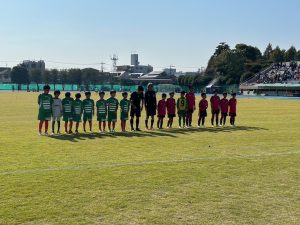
[157,93,167,129]
[210,90,221,127]
[198,93,208,128]
[185,86,196,127]
[229,93,237,127]
[166,92,176,128]
[220,92,229,126]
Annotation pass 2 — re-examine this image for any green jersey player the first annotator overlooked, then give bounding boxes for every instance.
[82,92,95,133]
[38,85,53,135]
[120,92,130,132]
[107,90,119,133]
[96,91,107,132]
[73,93,83,134]
[62,92,74,134]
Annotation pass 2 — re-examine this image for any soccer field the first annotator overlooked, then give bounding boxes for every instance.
[0,92,299,225]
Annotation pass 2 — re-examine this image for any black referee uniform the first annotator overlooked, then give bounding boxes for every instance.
[130,91,144,131]
[144,90,157,129]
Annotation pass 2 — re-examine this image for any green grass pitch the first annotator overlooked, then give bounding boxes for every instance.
[0,92,299,225]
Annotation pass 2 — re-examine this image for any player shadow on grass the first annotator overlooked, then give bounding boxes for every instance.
[47,126,266,142]
[47,130,177,142]
[159,125,268,135]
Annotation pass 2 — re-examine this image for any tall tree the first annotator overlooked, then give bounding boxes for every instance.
[235,44,262,61]
[49,69,59,84]
[297,50,300,61]
[68,69,82,85]
[284,46,297,61]
[263,43,273,60]
[29,69,42,84]
[213,42,230,57]
[214,49,246,84]
[82,68,100,85]
[11,66,29,84]
[58,70,68,84]
[42,70,51,84]
[271,46,284,63]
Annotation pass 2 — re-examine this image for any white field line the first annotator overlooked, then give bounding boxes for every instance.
[1,151,300,176]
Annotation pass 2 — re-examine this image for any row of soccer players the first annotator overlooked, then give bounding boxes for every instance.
[37,84,237,135]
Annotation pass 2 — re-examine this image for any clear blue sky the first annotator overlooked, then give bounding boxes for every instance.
[1,0,300,71]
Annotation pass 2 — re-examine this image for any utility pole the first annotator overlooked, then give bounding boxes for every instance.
[100,62,106,73]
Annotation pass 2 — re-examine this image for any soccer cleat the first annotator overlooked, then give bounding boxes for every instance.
[44,132,49,136]
[57,131,61,135]
[51,132,55,136]
[38,132,42,136]
[75,130,79,134]
[136,128,142,132]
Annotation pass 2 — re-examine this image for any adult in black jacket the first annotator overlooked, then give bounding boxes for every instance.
[130,86,144,131]
[144,83,157,130]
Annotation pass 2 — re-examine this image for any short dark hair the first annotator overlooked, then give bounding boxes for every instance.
[232,93,237,96]
[122,92,128,97]
[75,93,81,99]
[43,85,50,90]
[65,92,71,97]
[110,90,116,95]
[138,86,144,92]
[169,92,174,95]
[85,91,91,96]
[223,92,227,96]
[201,92,206,97]
[54,90,61,95]
[181,91,186,95]
[214,89,218,93]
[162,93,167,98]
[99,91,105,96]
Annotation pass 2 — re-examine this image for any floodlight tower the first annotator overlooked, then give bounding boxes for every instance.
[111,54,119,72]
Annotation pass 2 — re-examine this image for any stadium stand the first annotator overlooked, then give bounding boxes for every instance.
[242,62,300,85]
[240,61,300,97]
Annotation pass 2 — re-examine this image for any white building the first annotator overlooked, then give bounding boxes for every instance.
[117,54,153,76]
